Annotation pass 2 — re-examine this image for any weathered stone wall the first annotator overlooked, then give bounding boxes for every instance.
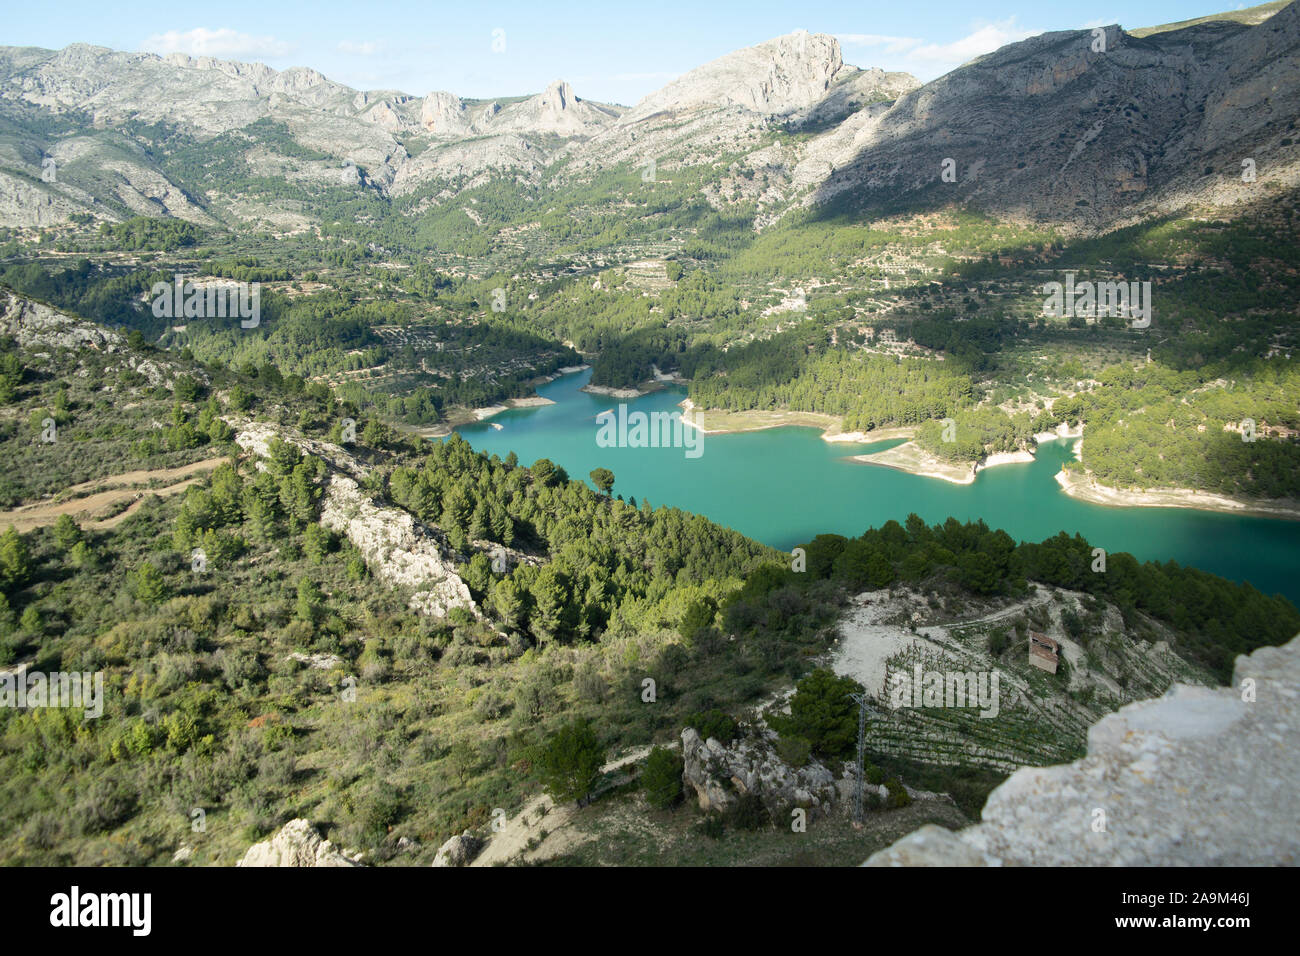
[865,636,1300,866]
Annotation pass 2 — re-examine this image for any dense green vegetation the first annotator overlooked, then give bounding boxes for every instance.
[681,325,977,432]
[1,295,1295,865]
[7,139,1298,500]
[1045,361,1300,498]
[98,217,202,252]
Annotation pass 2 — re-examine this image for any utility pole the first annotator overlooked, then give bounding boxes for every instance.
[850,692,868,825]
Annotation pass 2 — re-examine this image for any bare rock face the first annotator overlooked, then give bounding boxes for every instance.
[231,422,477,620]
[625,31,847,121]
[813,5,1300,230]
[865,635,1300,866]
[0,289,123,351]
[420,90,469,135]
[391,133,545,194]
[680,726,839,819]
[432,832,483,867]
[788,67,919,130]
[237,819,362,867]
[493,80,621,137]
[319,474,477,619]
[564,33,917,207]
[0,170,92,227]
[418,80,620,141]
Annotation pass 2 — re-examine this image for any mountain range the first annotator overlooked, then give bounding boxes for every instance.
[3,1,1296,234]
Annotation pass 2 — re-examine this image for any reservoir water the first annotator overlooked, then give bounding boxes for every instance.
[454,369,1300,606]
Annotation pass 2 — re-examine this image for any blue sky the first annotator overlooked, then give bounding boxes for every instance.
[1,1,1266,104]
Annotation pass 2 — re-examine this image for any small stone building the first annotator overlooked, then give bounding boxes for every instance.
[1029,631,1060,674]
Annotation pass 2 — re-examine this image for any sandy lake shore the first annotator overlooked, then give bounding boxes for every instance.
[582,383,652,399]
[1055,469,1300,520]
[851,442,1037,483]
[850,441,977,484]
[678,401,921,443]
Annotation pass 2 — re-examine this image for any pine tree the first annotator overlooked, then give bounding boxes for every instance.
[131,561,169,606]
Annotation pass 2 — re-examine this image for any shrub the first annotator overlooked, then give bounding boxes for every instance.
[775,735,812,768]
[536,719,604,805]
[130,560,169,605]
[640,746,684,810]
[884,777,912,809]
[728,791,771,831]
[694,814,724,840]
[768,668,862,760]
[74,775,138,835]
[686,708,739,744]
[353,781,403,844]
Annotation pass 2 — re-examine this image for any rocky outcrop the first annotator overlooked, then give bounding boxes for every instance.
[418,80,619,141]
[420,91,469,136]
[0,170,95,228]
[0,289,123,351]
[625,31,848,121]
[1,289,204,387]
[237,819,362,867]
[865,635,1300,866]
[230,420,369,481]
[319,474,477,619]
[432,832,482,867]
[288,651,344,670]
[681,726,839,819]
[231,421,477,620]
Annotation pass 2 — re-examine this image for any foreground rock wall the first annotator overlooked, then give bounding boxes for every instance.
[866,636,1300,865]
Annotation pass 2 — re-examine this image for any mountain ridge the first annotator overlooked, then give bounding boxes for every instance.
[1,4,1298,234]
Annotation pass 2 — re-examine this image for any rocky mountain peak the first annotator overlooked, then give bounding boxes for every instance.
[420,89,468,134]
[540,79,575,112]
[416,79,613,140]
[623,29,846,121]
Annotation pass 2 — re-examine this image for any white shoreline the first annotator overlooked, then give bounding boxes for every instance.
[1055,469,1300,520]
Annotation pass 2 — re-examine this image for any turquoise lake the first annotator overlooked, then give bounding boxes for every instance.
[453,369,1300,606]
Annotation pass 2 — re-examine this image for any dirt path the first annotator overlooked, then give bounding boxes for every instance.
[470,744,662,867]
[0,457,227,532]
[920,589,1052,635]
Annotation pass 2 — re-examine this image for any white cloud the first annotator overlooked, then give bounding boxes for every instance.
[142,27,293,60]
[338,40,381,56]
[838,18,1041,79]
